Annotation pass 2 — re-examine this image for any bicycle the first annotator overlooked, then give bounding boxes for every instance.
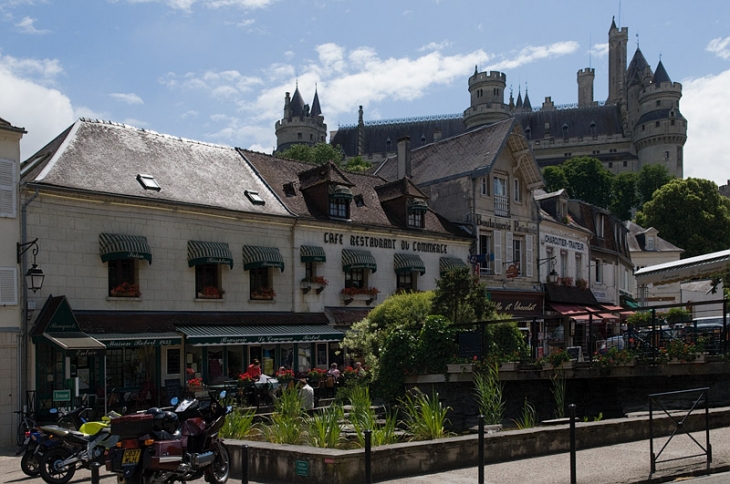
[14,409,37,447]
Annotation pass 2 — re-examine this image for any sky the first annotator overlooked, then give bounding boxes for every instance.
[1,0,729,186]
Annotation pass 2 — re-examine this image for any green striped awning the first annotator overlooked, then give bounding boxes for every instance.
[177,325,344,346]
[330,184,353,200]
[408,199,429,212]
[99,233,152,264]
[342,249,377,273]
[242,246,285,272]
[187,241,234,269]
[439,256,467,276]
[300,245,326,263]
[394,253,426,275]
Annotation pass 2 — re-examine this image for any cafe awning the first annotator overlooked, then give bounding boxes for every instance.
[187,241,234,269]
[177,324,344,346]
[635,249,730,286]
[394,253,425,275]
[88,332,181,348]
[39,332,106,355]
[300,245,327,263]
[342,249,377,272]
[242,246,285,272]
[99,233,152,264]
[439,256,466,276]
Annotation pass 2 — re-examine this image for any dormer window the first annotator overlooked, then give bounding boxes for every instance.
[408,198,428,228]
[136,174,161,191]
[646,236,655,251]
[283,182,296,197]
[329,184,353,219]
[354,194,365,207]
[245,190,265,205]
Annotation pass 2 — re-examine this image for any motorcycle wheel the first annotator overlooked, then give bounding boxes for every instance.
[20,447,41,477]
[39,447,76,484]
[204,442,230,484]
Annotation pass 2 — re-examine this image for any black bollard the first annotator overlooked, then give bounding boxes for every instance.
[241,444,249,484]
[90,461,101,484]
[478,415,485,484]
[569,403,576,484]
[365,429,372,484]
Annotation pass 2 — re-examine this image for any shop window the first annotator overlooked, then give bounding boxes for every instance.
[108,259,139,297]
[250,267,275,300]
[227,347,243,380]
[166,348,181,375]
[195,263,222,299]
[345,268,365,289]
[186,346,203,381]
[298,346,312,371]
[208,349,224,384]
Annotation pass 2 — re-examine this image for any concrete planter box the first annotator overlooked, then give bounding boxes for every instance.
[447,363,474,373]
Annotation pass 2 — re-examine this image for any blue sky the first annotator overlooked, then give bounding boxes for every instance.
[2,0,730,185]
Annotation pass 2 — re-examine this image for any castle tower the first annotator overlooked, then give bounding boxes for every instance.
[607,17,628,104]
[633,60,687,178]
[625,47,654,134]
[577,68,595,107]
[463,66,510,130]
[275,85,327,152]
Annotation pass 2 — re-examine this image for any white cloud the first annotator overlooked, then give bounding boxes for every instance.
[681,69,730,186]
[124,0,275,11]
[16,16,50,35]
[0,53,63,83]
[418,40,452,52]
[237,18,254,27]
[110,92,144,105]
[589,42,608,58]
[707,36,730,60]
[487,41,579,71]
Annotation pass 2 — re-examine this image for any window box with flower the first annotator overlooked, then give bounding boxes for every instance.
[238,372,256,386]
[274,368,295,382]
[187,377,205,392]
[340,286,379,305]
[301,276,328,294]
[197,286,224,299]
[307,367,327,383]
[110,282,141,298]
[250,287,276,300]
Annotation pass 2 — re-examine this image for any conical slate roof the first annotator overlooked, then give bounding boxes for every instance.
[627,48,651,86]
[523,90,532,111]
[290,87,306,117]
[652,60,671,85]
[311,89,322,118]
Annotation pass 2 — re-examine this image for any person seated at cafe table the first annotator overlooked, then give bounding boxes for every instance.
[326,363,341,379]
[246,359,262,380]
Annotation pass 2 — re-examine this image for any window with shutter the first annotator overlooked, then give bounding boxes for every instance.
[0,159,17,218]
[0,267,18,305]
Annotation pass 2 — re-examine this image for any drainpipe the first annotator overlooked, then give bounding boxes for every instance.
[19,187,39,414]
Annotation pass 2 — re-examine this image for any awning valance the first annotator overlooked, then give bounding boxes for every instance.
[330,185,353,200]
[408,199,429,212]
[89,332,181,348]
[242,246,285,272]
[342,249,377,272]
[37,332,106,355]
[439,256,466,276]
[300,245,327,263]
[177,325,344,346]
[99,233,152,264]
[187,241,234,269]
[394,253,425,275]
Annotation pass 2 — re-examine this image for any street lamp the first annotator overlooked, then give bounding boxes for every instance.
[538,256,559,284]
[17,238,45,293]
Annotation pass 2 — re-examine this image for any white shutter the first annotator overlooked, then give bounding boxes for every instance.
[505,232,513,265]
[526,235,534,277]
[0,159,17,218]
[0,267,18,305]
[493,230,502,275]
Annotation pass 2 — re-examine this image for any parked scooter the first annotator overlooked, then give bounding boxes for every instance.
[106,390,232,484]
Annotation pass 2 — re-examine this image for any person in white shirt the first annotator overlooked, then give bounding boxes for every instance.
[298,378,314,410]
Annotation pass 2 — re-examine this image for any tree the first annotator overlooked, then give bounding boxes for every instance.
[343,156,372,173]
[561,156,614,209]
[542,166,568,193]
[431,266,496,325]
[635,178,730,258]
[278,143,344,165]
[610,171,638,221]
[637,164,674,206]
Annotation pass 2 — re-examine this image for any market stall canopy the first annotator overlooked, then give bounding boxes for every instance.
[99,233,152,264]
[342,249,377,272]
[187,240,234,269]
[394,253,426,275]
[242,245,285,272]
[177,324,344,346]
[635,249,730,286]
[439,256,466,276]
[300,245,326,263]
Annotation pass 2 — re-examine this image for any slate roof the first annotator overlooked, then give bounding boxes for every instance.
[240,149,469,237]
[311,90,322,118]
[20,118,291,218]
[636,108,685,126]
[516,104,624,140]
[652,60,671,84]
[627,47,652,86]
[625,221,684,253]
[289,87,307,117]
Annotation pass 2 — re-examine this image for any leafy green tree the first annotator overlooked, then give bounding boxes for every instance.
[412,315,457,374]
[484,322,527,361]
[610,171,638,220]
[561,156,614,209]
[542,165,568,193]
[344,156,372,173]
[431,266,496,325]
[637,164,674,206]
[376,328,417,401]
[635,178,730,257]
[278,142,344,165]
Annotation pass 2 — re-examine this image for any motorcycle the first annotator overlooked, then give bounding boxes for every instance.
[38,404,121,484]
[106,390,232,484]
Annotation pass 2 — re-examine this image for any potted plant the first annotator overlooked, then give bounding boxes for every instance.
[198,286,224,299]
[110,282,141,297]
[238,372,256,386]
[560,277,574,287]
[307,367,326,383]
[301,276,328,294]
[251,288,276,300]
[545,349,571,369]
[575,278,588,290]
[274,368,295,383]
[187,377,204,391]
[666,307,692,324]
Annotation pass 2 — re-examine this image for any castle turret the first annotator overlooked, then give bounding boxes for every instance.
[463,68,510,130]
[275,86,327,152]
[607,17,628,104]
[633,60,686,178]
[577,67,595,107]
[625,47,654,133]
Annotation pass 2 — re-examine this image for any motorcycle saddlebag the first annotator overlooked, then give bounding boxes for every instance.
[110,413,155,440]
[150,439,183,471]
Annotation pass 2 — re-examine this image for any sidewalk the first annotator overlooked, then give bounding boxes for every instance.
[2,426,729,484]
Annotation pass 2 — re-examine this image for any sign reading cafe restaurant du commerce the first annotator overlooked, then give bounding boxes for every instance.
[323,232,448,254]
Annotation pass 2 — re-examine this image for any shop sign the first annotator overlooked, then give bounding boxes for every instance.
[322,232,448,254]
[543,234,586,252]
[489,290,544,317]
[53,390,71,402]
[505,264,519,278]
[105,338,180,348]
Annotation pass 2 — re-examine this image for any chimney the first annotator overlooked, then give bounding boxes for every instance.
[542,96,555,111]
[397,136,411,179]
[433,128,442,142]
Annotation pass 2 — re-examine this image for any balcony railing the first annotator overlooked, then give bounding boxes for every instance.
[494,195,510,217]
